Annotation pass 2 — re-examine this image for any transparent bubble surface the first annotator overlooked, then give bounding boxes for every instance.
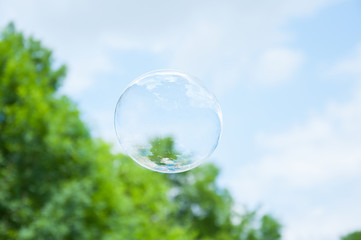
[114,70,222,173]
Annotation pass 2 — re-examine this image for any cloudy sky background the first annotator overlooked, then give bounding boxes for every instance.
[1,0,361,239]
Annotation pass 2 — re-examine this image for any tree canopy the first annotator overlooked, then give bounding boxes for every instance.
[342,231,361,240]
[0,23,281,240]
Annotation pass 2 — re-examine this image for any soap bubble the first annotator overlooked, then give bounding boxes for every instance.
[114,70,222,173]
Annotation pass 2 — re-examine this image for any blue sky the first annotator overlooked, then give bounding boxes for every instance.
[1,0,361,239]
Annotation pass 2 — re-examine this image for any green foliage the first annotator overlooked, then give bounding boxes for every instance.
[259,215,282,240]
[342,231,361,240]
[168,164,234,239]
[0,23,282,240]
[148,136,179,165]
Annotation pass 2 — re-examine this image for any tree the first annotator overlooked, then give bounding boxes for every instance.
[342,231,361,240]
[168,165,282,240]
[0,23,191,240]
[0,23,282,240]
[148,136,179,165]
[149,137,282,240]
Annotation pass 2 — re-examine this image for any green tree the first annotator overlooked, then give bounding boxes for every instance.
[0,23,191,240]
[342,231,361,240]
[0,23,282,240]
[148,136,179,165]
[259,214,282,240]
[168,165,281,240]
[149,137,282,240]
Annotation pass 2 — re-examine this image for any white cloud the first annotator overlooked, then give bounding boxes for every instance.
[0,0,341,95]
[62,52,115,95]
[256,105,361,187]
[332,42,361,77]
[229,42,361,239]
[252,48,304,86]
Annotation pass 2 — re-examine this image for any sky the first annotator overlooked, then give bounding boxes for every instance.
[1,0,361,239]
